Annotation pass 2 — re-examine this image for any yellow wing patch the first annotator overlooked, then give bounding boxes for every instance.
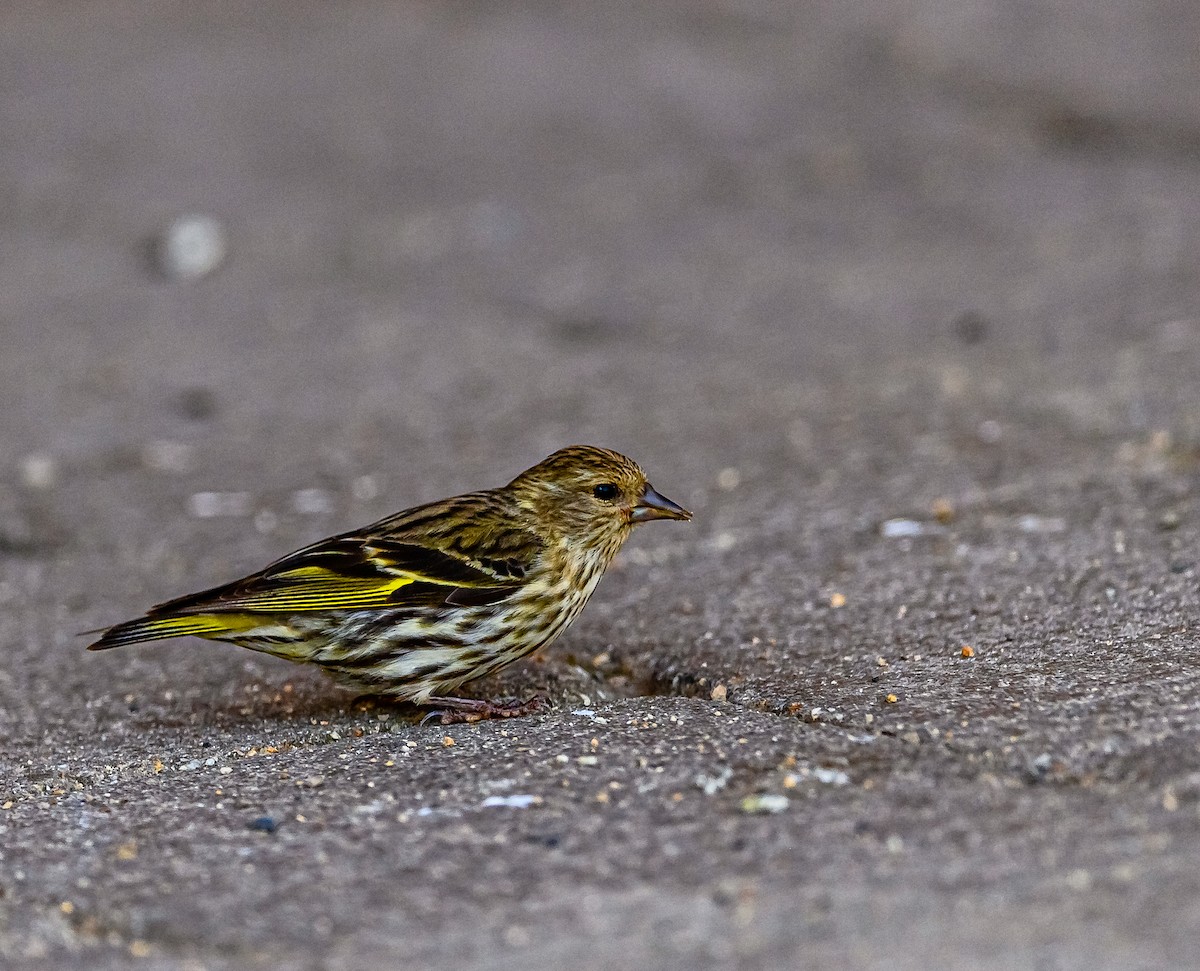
[220,566,416,611]
[134,614,261,638]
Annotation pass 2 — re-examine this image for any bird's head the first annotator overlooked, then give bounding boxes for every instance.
[507,446,691,546]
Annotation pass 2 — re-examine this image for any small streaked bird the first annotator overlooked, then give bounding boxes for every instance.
[89,446,691,721]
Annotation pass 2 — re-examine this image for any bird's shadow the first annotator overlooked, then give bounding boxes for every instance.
[112,647,662,733]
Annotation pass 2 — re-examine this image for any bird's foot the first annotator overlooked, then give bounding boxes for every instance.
[420,694,549,726]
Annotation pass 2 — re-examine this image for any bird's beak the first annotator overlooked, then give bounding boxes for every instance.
[632,484,692,523]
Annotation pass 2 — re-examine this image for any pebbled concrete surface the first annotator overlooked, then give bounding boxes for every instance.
[2,2,1200,968]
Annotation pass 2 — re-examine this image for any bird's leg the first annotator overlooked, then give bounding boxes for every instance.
[421,694,549,725]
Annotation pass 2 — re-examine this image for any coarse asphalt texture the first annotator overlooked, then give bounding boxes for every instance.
[2,2,1200,969]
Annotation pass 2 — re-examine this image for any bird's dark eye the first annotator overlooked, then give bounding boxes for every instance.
[592,483,619,501]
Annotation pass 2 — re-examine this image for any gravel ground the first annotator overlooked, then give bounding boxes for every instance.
[2,2,1200,968]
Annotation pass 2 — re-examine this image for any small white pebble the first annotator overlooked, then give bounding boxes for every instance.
[141,440,193,474]
[741,793,789,814]
[881,518,928,539]
[254,509,278,534]
[481,794,541,809]
[1017,515,1066,534]
[977,419,1003,444]
[710,531,737,552]
[188,491,252,518]
[695,766,733,795]
[291,488,333,515]
[156,214,227,281]
[716,467,741,491]
[19,453,56,489]
[351,474,380,502]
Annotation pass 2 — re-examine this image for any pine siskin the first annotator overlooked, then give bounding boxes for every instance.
[89,446,691,721]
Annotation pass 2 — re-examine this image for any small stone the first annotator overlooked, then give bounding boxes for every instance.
[1158,510,1182,531]
[189,491,252,518]
[155,214,227,281]
[881,518,928,539]
[811,767,850,786]
[351,475,380,502]
[141,440,193,474]
[19,453,56,490]
[711,531,737,552]
[960,645,975,658]
[1017,515,1066,534]
[248,816,278,833]
[710,683,728,703]
[829,592,846,608]
[931,497,955,524]
[481,794,541,809]
[1026,753,1056,782]
[977,419,1003,444]
[741,793,789,814]
[695,766,733,795]
[292,488,333,515]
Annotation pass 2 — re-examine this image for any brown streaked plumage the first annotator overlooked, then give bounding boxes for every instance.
[89,446,691,721]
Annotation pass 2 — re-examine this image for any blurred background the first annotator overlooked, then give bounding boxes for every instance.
[3,2,1200,967]
[4,0,1197,607]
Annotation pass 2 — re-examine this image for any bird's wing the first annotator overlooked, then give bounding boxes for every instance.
[87,492,546,650]
[147,493,542,616]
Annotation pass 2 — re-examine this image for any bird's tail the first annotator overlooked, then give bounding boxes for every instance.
[87,613,252,651]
